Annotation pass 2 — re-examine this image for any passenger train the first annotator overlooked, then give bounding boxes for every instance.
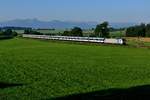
[22,34,126,45]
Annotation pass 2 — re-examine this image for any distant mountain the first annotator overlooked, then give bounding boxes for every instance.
[0,19,137,29]
[110,22,137,28]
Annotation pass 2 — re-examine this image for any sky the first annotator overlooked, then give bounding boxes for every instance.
[0,0,149,23]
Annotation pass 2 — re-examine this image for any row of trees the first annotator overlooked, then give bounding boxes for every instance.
[126,24,150,37]
[0,29,17,39]
[4,22,150,38]
[22,21,111,38]
[24,29,44,35]
[62,27,83,36]
[22,21,110,37]
[0,27,32,30]
[24,27,83,36]
[62,22,110,37]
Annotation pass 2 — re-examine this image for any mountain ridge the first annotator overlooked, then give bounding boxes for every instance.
[0,19,137,29]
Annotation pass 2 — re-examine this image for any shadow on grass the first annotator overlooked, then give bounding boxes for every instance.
[52,85,150,100]
[0,82,24,89]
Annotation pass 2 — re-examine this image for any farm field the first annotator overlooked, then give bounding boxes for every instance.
[1,38,150,99]
[126,37,150,47]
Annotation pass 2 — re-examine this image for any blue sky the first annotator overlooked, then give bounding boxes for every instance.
[0,0,149,23]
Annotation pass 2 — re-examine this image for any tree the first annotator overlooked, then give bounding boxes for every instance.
[0,29,17,39]
[62,31,70,36]
[92,28,95,30]
[24,29,31,34]
[12,31,18,37]
[3,29,13,36]
[126,27,137,37]
[146,24,150,37]
[94,24,101,36]
[94,22,110,37]
[24,29,43,35]
[126,24,146,37]
[70,27,83,36]
[138,23,146,37]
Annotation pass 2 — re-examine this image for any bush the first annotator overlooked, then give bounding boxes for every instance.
[0,29,17,39]
[24,29,43,35]
[70,27,83,36]
[146,24,150,37]
[62,27,83,37]
[126,24,146,37]
[62,31,70,36]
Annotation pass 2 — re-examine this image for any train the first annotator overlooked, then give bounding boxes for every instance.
[22,34,126,45]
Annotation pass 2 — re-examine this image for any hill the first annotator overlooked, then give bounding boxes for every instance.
[0,19,136,29]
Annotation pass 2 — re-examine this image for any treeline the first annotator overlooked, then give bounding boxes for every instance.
[24,27,83,36]
[62,27,83,36]
[36,28,55,30]
[23,22,111,37]
[62,22,110,37]
[3,22,150,38]
[109,27,125,32]
[0,29,17,39]
[24,29,44,35]
[126,24,150,37]
[0,27,32,30]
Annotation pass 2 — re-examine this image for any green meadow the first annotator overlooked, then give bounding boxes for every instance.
[0,38,150,99]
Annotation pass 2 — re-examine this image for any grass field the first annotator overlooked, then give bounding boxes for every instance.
[1,38,150,99]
